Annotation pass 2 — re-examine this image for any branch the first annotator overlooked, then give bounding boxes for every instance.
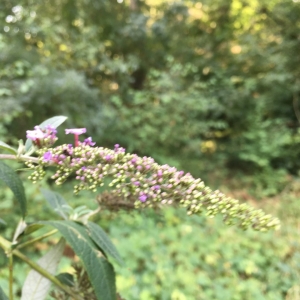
[0,154,39,164]
[16,230,58,250]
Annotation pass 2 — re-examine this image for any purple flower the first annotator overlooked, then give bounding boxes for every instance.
[45,125,57,135]
[83,137,96,146]
[65,128,87,135]
[65,128,87,147]
[26,125,58,148]
[43,151,53,162]
[139,194,147,202]
[26,127,45,140]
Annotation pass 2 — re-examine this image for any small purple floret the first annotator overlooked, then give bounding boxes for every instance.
[43,151,53,162]
[139,194,147,202]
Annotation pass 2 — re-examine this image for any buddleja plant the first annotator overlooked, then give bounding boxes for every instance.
[0,116,280,300]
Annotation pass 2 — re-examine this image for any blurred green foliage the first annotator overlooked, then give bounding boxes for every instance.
[0,0,299,194]
[109,205,300,300]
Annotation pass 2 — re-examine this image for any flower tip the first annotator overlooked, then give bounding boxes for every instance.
[65,128,87,135]
[139,194,147,202]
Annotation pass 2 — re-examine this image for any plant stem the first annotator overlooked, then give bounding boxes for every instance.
[0,235,11,251]
[0,236,14,299]
[0,154,39,163]
[16,229,58,250]
[12,249,84,300]
[8,253,13,300]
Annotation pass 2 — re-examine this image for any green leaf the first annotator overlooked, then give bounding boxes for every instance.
[40,188,69,220]
[24,223,45,235]
[0,284,8,300]
[55,273,74,287]
[17,139,25,156]
[21,238,66,300]
[25,116,68,152]
[0,141,17,154]
[0,161,26,217]
[12,219,27,244]
[87,222,124,266]
[38,116,68,130]
[42,220,116,300]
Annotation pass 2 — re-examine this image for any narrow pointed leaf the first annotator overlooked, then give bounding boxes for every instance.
[0,285,8,300]
[40,189,69,219]
[55,273,74,287]
[87,222,124,266]
[25,116,68,152]
[17,139,25,156]
[24,223,45,235]
[21,238,66,300]
[0,141,17,154]
[42,220,116,300]
[12,219,27,244]
[0,161,26,217]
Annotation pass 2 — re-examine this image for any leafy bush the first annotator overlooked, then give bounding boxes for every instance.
[110,206,300,300]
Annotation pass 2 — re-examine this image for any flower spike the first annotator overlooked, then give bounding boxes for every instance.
[26,140,280,232]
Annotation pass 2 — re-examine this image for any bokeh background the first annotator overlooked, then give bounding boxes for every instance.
[1,0,300,299]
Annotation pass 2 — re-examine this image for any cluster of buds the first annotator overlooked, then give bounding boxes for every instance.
[25,126,280,231]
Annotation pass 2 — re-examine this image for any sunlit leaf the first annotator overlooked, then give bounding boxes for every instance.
[21,238,66,300]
